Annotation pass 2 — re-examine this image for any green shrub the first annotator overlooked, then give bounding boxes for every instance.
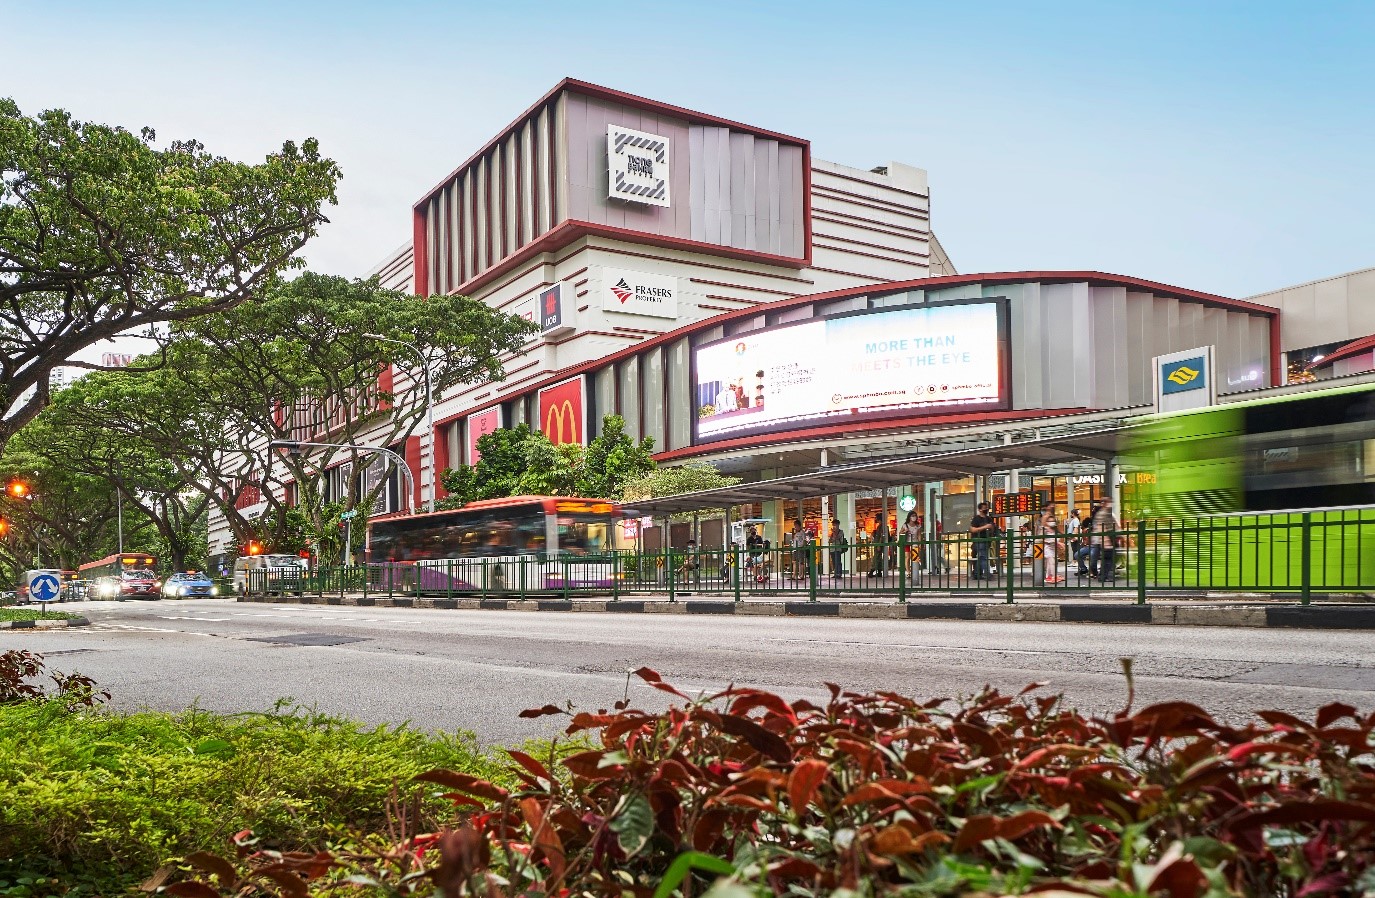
[0,651,507,896]
[0,609,80,621]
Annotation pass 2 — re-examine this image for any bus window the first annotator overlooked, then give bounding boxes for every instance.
[558,515,610,554]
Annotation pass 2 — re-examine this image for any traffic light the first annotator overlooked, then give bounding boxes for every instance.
[245,540,264,556]
[6,479,30,500]
[0,517,8,537]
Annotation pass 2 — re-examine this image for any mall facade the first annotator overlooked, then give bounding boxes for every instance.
[207,79,1372,561]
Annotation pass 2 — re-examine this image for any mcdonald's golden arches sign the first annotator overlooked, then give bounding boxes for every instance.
[538,376,586,446]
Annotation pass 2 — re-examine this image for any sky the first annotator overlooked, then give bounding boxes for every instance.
[6,0,1374,315]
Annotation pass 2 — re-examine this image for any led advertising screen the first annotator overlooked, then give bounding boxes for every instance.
[693,300,1007,443]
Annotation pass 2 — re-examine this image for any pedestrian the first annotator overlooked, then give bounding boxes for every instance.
[828,517,848,578]
[970,502,996,580]
[901,510,923,582]
[1039,507,1063,584]
[789,520,808,579]
[1066,508,1083,561]
[1075,504,1097,576]
[1090,498,1119,584]
[869,516,889,577]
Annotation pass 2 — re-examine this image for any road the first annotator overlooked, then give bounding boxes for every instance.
[6,599,1375,746]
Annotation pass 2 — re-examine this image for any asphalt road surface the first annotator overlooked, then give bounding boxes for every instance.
[7,599,1375,746]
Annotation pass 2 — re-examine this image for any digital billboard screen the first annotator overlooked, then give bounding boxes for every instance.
[692,299,1007,444]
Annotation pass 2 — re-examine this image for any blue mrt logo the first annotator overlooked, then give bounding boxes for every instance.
[1162,357,1206,394]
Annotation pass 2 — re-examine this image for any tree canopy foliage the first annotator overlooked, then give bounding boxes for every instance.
[0,98,340,450]
[19,274,535,566]
[439,415,656,506]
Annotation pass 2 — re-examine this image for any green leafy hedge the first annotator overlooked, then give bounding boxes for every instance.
[0,652,506,896]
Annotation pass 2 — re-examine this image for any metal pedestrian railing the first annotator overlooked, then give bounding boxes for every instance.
[242,506,1375,605]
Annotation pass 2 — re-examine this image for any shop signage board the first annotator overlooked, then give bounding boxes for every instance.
[602,267,679,319]
[466,407,503,465]
[607,124,670,207]
[693,299,1008,443]
[538,376,586,446]
[539,284,574,338]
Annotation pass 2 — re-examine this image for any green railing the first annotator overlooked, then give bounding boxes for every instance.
[241,507,1375,604]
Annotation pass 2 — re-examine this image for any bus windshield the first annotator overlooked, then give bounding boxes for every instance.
[558,514,611,554]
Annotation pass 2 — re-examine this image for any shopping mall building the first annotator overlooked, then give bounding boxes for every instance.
[207,79,1375,560]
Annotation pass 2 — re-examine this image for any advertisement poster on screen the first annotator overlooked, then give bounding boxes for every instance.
[693,299,1008,443]
[466,407,503,465]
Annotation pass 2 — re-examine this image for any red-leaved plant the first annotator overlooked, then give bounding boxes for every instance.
[169,664,1375,897]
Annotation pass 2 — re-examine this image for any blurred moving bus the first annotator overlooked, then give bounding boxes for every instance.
[1127,382,1375,589]
[366,496,618,594]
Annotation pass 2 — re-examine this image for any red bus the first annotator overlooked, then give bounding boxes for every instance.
[365,496,617,593]
[79,552,160,599]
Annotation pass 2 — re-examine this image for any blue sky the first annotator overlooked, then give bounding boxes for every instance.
[6,0,1373,299]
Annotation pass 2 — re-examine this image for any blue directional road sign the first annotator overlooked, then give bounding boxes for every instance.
[29,571,61,603]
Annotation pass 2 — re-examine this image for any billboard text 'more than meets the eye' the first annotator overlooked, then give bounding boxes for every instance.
[692,300,1006,443]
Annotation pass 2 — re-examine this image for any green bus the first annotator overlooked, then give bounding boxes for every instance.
[1127,382,1375,591]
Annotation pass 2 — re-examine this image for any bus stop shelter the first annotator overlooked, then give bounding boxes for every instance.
[621,425,1136,521]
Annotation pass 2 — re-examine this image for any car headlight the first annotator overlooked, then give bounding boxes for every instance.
[179,586,189,595]
[100,584,117,596]
[209,586,217,596]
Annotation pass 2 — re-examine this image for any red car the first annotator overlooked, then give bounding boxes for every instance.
[93,570,162,600]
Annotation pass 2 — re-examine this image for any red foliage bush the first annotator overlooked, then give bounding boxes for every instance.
[172,666,1375,897]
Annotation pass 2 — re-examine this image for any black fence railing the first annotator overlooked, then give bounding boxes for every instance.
[242,508,1375,605]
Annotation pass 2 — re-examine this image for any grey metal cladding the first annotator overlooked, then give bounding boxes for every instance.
[687,124,804,258]
[925,279,1276,413]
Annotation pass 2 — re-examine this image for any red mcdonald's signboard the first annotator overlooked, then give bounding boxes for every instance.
[538,376,585,446]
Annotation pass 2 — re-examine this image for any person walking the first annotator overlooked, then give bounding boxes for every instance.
[1075,504,1097,577]
[970,502,996,580]
[787,520,807,579]
[828,517,848,578]
[901,510,923,583]
[1039,507,1064,584]
[869,516,890,577]
[1090,498,1119,584]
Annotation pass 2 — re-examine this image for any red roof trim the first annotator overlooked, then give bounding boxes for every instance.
[461,271,1276,421]
[1309,333,1375,369]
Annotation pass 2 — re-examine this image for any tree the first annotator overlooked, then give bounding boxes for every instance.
[579,415,655,499]
[621,462,741,502]
[0,99,340,451]
[40,274,535,554]
[11,372,210,570]
[439,415,657,506]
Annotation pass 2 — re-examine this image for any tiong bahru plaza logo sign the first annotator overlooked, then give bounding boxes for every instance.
[601,267,679,319]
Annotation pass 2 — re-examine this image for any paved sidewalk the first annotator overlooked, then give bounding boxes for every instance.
[238,593,1375,629]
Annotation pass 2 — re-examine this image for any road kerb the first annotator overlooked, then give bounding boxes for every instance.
[234,595,1375,629]
[0,616,91,630]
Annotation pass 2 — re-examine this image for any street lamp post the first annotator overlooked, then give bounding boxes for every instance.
[364,334,435,512]
[267,440,416,515]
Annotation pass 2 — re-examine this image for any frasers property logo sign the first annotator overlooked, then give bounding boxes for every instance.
[601,267,679,319]
[607,124,670,207]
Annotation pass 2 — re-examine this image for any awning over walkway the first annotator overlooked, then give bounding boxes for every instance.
[621,425,1136,517]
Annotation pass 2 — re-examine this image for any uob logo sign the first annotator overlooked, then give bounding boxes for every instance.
[538,378,584,446]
